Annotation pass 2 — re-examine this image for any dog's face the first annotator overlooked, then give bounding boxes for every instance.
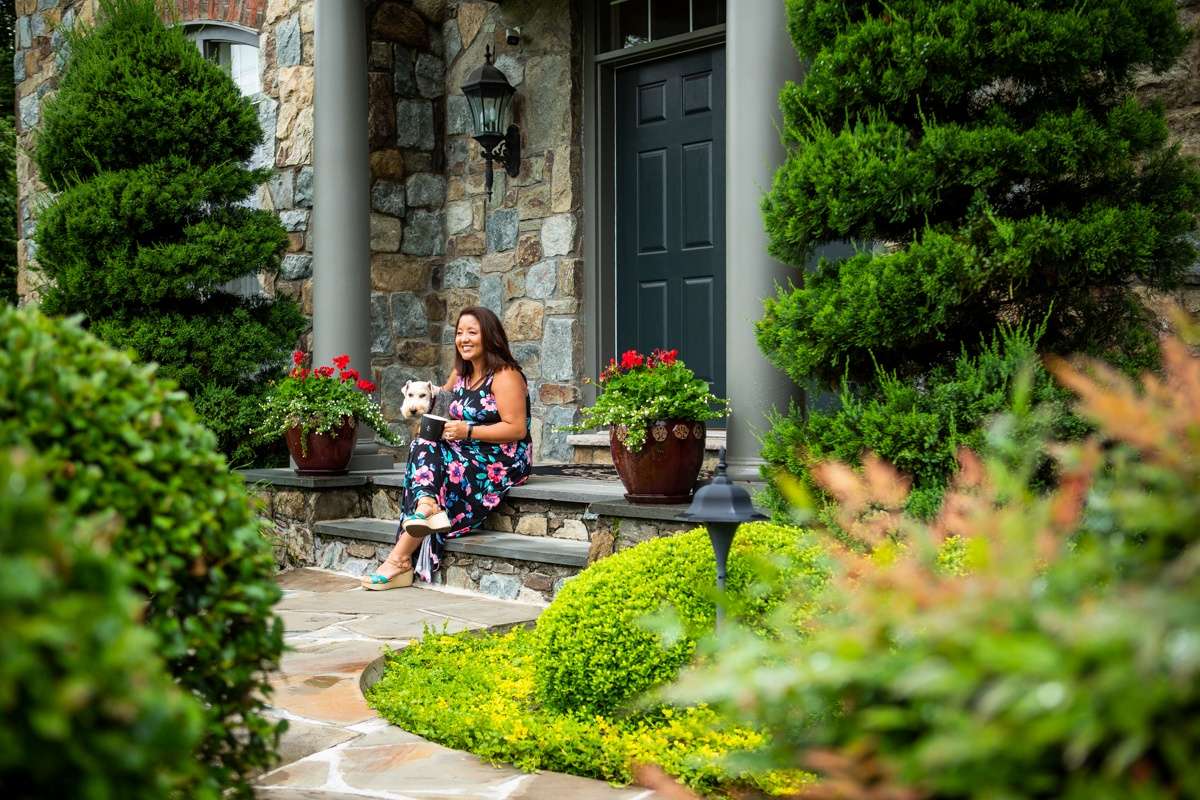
[400,380,438,419]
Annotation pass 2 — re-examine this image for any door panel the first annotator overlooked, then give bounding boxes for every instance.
[616,46,725,399]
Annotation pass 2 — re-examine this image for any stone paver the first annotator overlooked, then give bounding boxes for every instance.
[257,568,656,800]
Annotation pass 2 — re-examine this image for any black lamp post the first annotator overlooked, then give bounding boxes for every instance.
[460,45,521,199]
[679,448,767,628]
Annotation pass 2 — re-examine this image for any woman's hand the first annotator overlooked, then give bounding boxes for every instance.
[442,420,471,442]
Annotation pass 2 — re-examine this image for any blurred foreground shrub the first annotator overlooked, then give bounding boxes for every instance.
[0,449,207,799]
[664,314,1200,799]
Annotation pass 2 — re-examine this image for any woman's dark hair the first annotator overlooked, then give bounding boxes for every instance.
[454,306,525,382]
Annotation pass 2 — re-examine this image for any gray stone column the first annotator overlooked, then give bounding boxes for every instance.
[723,1,807,481]
[312,0,392,470]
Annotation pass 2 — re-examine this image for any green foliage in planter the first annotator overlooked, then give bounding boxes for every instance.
[534,522,827,716]
[664,321,1200,799]
[760,324,1085,520]
[757,0,1197,516]
[0,306,285,798]
[32,0,304,466]
[0,448,209,798]
[572,349,728,453]
[367,626,808,797]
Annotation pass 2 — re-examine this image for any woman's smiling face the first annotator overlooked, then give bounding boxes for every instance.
[456,314,484,361]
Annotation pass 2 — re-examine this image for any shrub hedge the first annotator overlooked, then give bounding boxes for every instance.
[0,306,284,797]
[32,0,304,466]
[533,522,826,716]
[761,325,1085,520]
[0,448,207,799]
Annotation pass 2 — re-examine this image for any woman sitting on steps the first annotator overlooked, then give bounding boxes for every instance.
[363,306,533,590]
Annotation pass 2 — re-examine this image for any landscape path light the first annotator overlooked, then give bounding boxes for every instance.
[679,448,766,628]
[460,44,520,199]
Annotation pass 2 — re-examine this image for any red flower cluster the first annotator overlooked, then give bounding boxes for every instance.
[287,352,375,392]
[599,347,681,382]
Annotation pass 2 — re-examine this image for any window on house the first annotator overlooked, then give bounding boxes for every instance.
[185,24,267,299]
[597,0,725,52]
[186,24,262,97]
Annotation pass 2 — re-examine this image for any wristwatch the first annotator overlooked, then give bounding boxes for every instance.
[467,423,474,439]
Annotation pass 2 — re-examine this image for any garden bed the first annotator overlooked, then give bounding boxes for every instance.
[365,627,806,797]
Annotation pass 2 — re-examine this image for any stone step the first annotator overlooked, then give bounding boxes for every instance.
[313,518,589,567]
[309,518,590,602]
[567,429,726,468]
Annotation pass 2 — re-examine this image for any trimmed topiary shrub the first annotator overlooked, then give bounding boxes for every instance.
[534,522,826,716]
[757,0,1200,516]
[32,0,304,466]
[0,306,284,797]
[0,448,208,798]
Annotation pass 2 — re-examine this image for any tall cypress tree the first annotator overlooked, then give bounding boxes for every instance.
[33,0,304,464]
[757,0,1200,509]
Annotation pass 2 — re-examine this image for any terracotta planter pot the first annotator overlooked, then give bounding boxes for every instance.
[610,419,706,504]
[285,417,357,476]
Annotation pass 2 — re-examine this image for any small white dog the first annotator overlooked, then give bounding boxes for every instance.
[400,380,444,420]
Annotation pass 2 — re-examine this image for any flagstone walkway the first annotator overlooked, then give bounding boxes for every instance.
[256,568,657,800]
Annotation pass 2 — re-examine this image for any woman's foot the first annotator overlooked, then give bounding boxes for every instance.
[362,555,412,591]
[403,498,452,536]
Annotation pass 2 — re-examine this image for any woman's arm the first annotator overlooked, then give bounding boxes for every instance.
[440,369,459,394]
[442,368,527,443]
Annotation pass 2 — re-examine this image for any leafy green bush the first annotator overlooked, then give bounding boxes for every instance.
[761,324,1085,520]
[367,626,807,797]
[0,306,284,797]
[664,319,1200,799]
[32,0,304,466]
[0,448,208,799]
[534,522,826,716]
[756,0,1198,516]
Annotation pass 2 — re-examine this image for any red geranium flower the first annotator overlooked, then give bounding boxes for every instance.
[292,350,304,366]
[357,379,376,392]
[333,354,351,370]
[620,349,645,370]
[339,368,360,382]
[315,365,335,378]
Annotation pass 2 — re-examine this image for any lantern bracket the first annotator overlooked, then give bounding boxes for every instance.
[479,125,521,197]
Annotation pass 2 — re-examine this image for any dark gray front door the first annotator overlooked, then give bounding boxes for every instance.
[616,46,725,398]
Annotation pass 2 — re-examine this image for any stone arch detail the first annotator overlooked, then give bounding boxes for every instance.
[171,1,266,30]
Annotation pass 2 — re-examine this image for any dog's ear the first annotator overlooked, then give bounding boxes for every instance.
[402,380,412,394]
[429,383,441,397]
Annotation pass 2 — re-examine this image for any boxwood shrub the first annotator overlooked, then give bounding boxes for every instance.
[0,448,207,798]
[0,307,284,797]
[534,522,826,716]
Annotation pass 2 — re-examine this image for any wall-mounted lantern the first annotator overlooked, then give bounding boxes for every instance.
[461,45,520,198]
[679,449,767,629]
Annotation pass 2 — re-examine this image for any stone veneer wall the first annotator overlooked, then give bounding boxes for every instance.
[15,0,585,464]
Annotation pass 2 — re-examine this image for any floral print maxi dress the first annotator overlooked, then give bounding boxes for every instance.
[400,371,533,580]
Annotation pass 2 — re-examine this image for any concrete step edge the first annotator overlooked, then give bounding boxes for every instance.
[312,518,589,568]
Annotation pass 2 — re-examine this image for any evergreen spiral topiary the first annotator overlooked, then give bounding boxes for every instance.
[757,0,1200,514]
[0,448,209,798]
[32,0,305,465]
[533,523,826,716]
[0,305,285,797]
